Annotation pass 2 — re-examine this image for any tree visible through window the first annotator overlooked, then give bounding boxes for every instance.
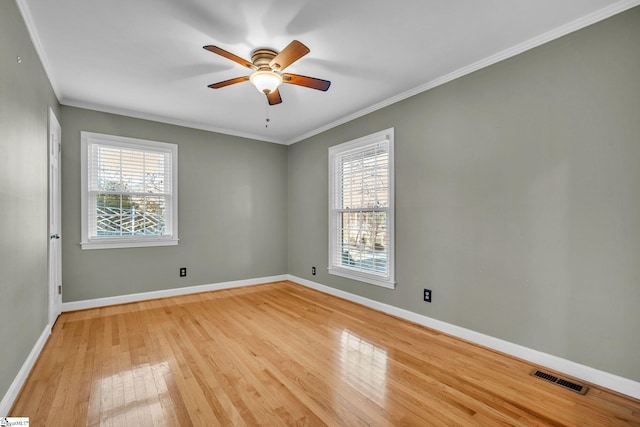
[81,132,178,249]
[329,128,395,288]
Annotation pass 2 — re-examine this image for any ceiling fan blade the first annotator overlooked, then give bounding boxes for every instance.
[282,73,331,91]
[267,89,282,105]
[269,40,310,71]
[207,76,250,89]
[203,45,257,70]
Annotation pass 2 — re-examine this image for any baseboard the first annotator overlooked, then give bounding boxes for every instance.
[62,275,289,312]
[287,275,640,400]
[0,324,51,417]
[10,274,638,410]
[2,275,287,415]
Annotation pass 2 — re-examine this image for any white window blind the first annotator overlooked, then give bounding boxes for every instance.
[329,128,395,288]
[81,132,178,249]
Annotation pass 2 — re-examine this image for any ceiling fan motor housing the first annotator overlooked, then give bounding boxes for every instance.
[251,48,278,70]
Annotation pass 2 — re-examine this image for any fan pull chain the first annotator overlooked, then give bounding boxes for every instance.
[265,102,270,128]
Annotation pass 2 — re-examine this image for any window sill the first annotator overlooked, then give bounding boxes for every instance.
[328,267,395,289]
[81,237,179,250]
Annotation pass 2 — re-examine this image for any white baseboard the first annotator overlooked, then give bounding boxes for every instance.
[2,275,287,415]
[6,273,636,417]
[287,275,640,400]
[0,324,51,417]
[62,275,288,312]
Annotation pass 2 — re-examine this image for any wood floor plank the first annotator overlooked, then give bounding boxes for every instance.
[10,281,640,426]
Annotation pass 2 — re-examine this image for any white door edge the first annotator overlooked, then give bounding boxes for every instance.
[48,107,62,327]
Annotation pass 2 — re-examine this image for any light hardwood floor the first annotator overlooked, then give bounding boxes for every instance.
[11,281,640,426]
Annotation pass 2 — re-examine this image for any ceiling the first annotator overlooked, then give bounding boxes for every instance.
[18,0,636,144]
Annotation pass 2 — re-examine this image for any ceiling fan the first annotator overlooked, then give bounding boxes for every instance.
[203,40,331,106]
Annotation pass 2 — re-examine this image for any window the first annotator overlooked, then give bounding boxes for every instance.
[81,132,178,249]
[329,128,395,288]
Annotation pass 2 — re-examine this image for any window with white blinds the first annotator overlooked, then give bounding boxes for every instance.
[81,132,178,249]
[328,128,395,288]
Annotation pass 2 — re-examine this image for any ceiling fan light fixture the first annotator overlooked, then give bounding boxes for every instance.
[250,70,282,94]
[204,41,330,106]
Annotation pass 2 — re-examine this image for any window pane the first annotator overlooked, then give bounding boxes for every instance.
[144,151,168,194]
[82,132,178,249]
[120,148,146,193]
[91,145,169,195]
[96,193,124,236]
[339,143,389,210]
[339,211,388,274]
[95,194,167,236]
[329,128,394,287]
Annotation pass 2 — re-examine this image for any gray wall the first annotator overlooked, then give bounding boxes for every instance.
[2,0,639,406]
[288,8,640,381]
[61,106,288,301]
[0,0,60,405]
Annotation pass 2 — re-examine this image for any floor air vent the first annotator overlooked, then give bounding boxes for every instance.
[531,369,588,395]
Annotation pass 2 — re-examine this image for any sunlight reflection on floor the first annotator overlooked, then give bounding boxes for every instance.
[92,361,174,424]
[339,329,388,403]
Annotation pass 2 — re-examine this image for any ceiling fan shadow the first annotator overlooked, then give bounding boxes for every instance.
[284,2,346,34]
[158,0,250,44]
[171,63,235,80]
[302,58,374,81]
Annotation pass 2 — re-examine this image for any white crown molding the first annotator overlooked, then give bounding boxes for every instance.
[60,99,287,145]
[287,275,640,400]
[287,0,640,145]
[18,0,640,146]
[15,0,61,99]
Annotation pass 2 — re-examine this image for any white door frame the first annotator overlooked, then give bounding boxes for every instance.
[48,107,62,327]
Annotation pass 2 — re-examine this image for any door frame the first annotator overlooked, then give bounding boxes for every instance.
[48,107,62,327]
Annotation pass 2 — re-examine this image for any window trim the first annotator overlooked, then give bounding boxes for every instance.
[328,128,395,289]
[80,132,178,250]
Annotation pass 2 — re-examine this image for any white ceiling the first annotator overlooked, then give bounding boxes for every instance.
[18,0,637,144]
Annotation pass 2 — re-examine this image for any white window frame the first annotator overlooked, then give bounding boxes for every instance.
[328,128,395,289]
[81,132,178,250]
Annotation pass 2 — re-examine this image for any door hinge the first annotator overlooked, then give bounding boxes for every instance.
[58,143,62,153]
[58,285,62,295]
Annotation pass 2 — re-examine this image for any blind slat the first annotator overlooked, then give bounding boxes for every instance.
[331,139,390,277]
[88,141,173,238]
[89,143,171,194]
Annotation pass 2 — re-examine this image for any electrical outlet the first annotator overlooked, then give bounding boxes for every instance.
[312,266,316,275]
[180,267,187,277]
[423,288,432,303]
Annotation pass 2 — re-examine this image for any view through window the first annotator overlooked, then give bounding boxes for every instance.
[81,132,178,249]
[329,128,395,288]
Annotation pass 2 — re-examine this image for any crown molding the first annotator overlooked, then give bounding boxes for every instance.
[16,0,61,99]
[18,0,640,146]
[287,0,640,145]
[60,98,287,145]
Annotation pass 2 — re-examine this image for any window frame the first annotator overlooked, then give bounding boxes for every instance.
[328,128,395,289]
[80,132,179,250]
